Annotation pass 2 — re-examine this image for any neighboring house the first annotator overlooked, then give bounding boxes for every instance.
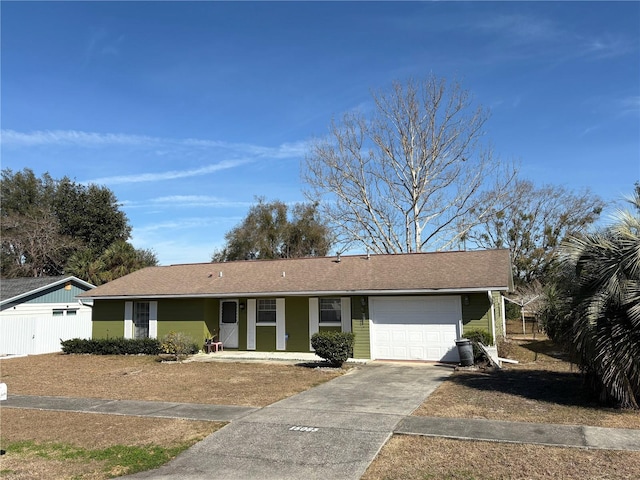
[79,250,512,362]
[0,276,95,355]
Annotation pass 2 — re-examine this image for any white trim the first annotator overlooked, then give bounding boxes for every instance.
[276,298,286,351]
[309,298,319,351]
[488,290,496,345]
[341,297,351,333]
[124,301,133,339]
[149,301,158,339]
[247,299,256,350]
[79,287,509,302]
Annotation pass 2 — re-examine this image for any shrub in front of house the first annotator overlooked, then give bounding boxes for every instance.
[61,337,162,355]
[310,331,355,367]
[159,331,198,359]
[462,328,494,361]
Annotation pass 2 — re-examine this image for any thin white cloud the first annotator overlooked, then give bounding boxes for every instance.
[1,129,159,147]
[617,96,640,116]
[0,129,310,158]
[475,14,560,45]
[1,129,311,185]
[149,195,253,208]
[87,159,251,185]
[582,34,637,60]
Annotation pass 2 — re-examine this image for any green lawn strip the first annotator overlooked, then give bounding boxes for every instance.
[4,439,191,477]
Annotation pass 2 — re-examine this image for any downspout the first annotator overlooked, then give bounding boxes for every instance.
[501,294,506,340]
[487,290,496,345]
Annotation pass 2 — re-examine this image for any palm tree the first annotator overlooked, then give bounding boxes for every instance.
[66,241,158,285]
[561,192,640,408]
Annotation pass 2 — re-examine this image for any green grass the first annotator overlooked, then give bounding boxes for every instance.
[4,440,190,477]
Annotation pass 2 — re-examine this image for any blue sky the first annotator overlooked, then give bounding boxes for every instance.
[2,1,639,265]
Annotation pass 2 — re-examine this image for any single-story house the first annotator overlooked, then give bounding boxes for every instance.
[78,250,512,362]
[0,276,95,355]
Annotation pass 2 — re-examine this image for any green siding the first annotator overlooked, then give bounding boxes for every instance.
[157,321,204,342]
[157,298,214,345]
[204,299,219,340]
[157,298,208,321]
[256,325,276,351]
[92,299,126,338]
[319,325,342,333]
[351,295,370,359]
[462,293,491,337]
[285,297,310,352]
[92,298,214,345]
[352,319,370,359]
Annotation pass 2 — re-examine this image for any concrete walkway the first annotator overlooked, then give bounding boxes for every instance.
[120,362,452,479]
[397,416,640,451]
[4,362,640,479]
[3,395,257,422]
[4,363,450,479]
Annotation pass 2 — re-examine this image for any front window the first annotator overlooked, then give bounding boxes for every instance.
[133,302,150,339]
[257,299,276,323]
[320,298,341,323]
[221,301,237,324]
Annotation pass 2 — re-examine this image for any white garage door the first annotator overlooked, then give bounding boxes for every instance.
[370,296,461,362]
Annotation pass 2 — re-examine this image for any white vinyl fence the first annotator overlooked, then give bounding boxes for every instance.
[0,311,92,355]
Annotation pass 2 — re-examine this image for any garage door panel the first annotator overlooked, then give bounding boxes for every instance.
[371,296,461,362]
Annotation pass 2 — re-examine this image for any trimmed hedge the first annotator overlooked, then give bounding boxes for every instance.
[310,331,355,367]
[60,337,162,355]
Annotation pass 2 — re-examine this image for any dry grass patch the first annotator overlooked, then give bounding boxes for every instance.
[0,353,344,479]
[415,338,640,429]
[362,435,640,480]
[0,409,222,480]
[0,353,343,407]
[0,409,221,448]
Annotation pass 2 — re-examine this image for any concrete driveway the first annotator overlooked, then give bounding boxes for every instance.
[120,362,453,480]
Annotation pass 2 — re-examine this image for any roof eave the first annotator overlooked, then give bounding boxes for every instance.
[79,286,510,301]
[1,276,96,306]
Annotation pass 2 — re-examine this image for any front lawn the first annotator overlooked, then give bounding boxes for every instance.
[0,353,344,479]
[413,338,640,429]
[363,337,640,480]
[0,352,343,406]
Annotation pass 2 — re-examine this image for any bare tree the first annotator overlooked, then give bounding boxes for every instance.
[467,180,604,286]
[304,76,517,254]
[1,208,79,277]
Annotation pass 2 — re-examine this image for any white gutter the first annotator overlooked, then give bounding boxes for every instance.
[79,286,511,302]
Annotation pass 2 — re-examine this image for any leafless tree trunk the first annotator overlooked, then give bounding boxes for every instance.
[304,75,517,254]
[1,208,79,277]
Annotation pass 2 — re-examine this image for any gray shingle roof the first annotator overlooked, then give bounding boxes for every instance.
[79,250,512,299]
[1,276,95,304]
[0,276,68,302]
